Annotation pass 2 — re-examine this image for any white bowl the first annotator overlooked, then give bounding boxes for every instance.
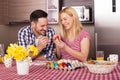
[85,61,118,74]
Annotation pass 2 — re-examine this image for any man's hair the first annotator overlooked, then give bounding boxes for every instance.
[30,9,48,22]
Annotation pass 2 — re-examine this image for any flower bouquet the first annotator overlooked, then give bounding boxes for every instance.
[5,43,38,75]
[5,43,38,61]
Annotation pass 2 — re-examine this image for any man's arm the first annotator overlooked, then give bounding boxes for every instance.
[35,55,47,61]
[43,28,56,61]
[18,28,28,47]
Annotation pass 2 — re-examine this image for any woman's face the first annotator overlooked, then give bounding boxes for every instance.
[60,13,74,30]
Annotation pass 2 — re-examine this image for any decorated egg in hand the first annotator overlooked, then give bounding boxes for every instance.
[54,36,59,41]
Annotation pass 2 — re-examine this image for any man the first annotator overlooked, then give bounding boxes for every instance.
[18,9,56,61]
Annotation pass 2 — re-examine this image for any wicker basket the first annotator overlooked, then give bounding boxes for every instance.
[85,61,117,74]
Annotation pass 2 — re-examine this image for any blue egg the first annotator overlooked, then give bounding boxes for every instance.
[67,62,72,67]
[54,62,58,67]
[95,61,100,65]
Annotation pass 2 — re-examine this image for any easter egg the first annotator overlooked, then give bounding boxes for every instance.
[62,62,67,67]
[50,62,54,68]
[45,59,84,71]
[46,62,50,66]
[54,36,59,41]
[54,62,58,67]
[67,62,72,67]
[58,63,62,68]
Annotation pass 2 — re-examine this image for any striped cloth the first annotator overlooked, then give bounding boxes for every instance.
[0,62,120,80]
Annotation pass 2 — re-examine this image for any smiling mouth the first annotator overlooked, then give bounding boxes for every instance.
[40,30,46,34]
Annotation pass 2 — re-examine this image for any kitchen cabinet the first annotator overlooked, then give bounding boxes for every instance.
[0,0,8,24]
[47,0,59,24]
[0,0,46,24]
[62,0,94,24]
[8,0,46,23]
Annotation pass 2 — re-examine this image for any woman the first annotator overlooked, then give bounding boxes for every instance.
[53,7,90,62]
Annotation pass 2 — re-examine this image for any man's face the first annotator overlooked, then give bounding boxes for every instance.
[32,18,48,36]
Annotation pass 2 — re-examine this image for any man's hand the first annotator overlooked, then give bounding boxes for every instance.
[37,36,49,52]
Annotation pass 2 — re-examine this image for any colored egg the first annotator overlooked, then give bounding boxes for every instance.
[88,60,94,64]
[46,62,50,66]
[54,36,59,41]
[54,62,58,67]
[67,62,72,67]
[62,62,67,67]
[50,62,54,67]
[94,61,99,65]
[58,63,62,68]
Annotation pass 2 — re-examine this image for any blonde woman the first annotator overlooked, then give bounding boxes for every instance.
[53,7,90,62]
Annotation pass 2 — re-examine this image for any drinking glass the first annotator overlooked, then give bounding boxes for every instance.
[96,51,104,61]
[0,44,4,63]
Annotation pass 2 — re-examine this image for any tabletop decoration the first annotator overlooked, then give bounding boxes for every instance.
[0,43,4,63]
[3,57,12,68]
[84,60,118,74]
[45,59,85,71]
[5,43,38,75]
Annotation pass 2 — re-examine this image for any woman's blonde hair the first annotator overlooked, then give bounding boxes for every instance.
[59,6,83,39]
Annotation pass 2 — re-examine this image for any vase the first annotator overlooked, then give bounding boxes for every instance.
[16,60,29,75]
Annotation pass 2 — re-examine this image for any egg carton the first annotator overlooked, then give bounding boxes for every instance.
[45,59,85,71]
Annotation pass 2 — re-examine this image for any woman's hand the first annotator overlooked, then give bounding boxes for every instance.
[53,34,60,41]
[53,34,65,49]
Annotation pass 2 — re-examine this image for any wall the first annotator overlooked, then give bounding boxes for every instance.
[0,0,8,24]
[0,23,27,49]
[0,0,95,59]
[0,23,95,59]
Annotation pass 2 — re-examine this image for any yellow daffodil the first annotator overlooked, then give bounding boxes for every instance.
[5,43,38,61]
[27,45,38,56]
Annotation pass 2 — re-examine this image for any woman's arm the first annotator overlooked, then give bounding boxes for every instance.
[53,34,90,61]
[63,37,90,62]
[55,37,90,62]
[53,34,61,59]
